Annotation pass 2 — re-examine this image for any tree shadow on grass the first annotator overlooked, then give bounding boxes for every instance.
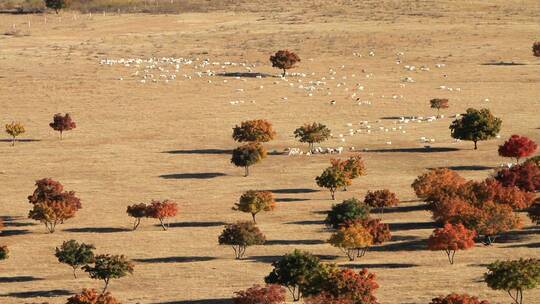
[496,228,540,243]
[373,204,427,214]
[155,299,232,304]
[504,242,540,249]
[369,239,428,252]
[247,254,339,264]
[268,188,319,194]
[391,235,422,242]
[388,221,438,231]
[63,227,131,233]
[2,289,72,298]
[0,276,43,283]
[340,263,418,269]
[481,61,526,66]
[366,147,460,153]
[265,239,325,245]
[428,165,493,171]
[217,72,274,78]
[1,229,30,237]
[0,139,41,144]
[133,256,216,263]
[286,220,325,225]
[166,221,226,228]
[276,198,310,202]
[0,216,36,227]
[163,149,232,155]
[159,173,227,179]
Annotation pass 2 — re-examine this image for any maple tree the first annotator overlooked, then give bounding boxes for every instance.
[427,223,476,265]
[325,198,371,229]
[49,113,76,139]
[218,221,265,259]
[233,190,275,223]
[66,288,121,304]
[498,135,537,163]
[233,119,276,143]
[270,50,301,77]
[233,284,286,304]
[328,223,373,261]
[429,293,490,304]
[55,240,96,278]
[316,166,349,200]
[363,190,399,215]
[126,203,148,230]
[430,98,449,116]
[146,200,178,230]
[494,162,540,192]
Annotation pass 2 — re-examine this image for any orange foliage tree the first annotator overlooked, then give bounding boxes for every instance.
[363,190,399,215]
[429,293,490,304]
[270,50,301,77]
[146,200,178,230]
[427,223,476,264]
[430,98,449,116]
[28,178,82,233]
[494,162,540,192]
[233,190,276,223]
[66,288,121,304]
[330,155,366,191]
[233,284,286,304]
[49,113,76,139]
[498,135,537,164]
[328,224,373,261]
[411,168,466,200]
[232,119,276,143]
[305,268,379,304]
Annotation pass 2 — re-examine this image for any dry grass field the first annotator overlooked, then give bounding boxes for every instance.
[0,1,539,303]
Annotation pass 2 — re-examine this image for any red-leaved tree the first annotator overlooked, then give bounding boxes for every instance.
[429,293,490,304]
[28,178,82,233]
[49,113,76,139]
[494,162,540,192]
[498,135,537,163]
[66,288,120,304]
[411,168,466,199]
[363,190,399,215]
[146,200,178,230]
[533,41,540,57]
[233,284,286,304]
[427,223,476,264]
[305,268,379,304]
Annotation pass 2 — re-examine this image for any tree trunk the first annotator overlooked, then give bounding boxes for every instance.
[244,166,249,177]
[251,213,256,224]
[102,279,109,293]
[474,140,477,150]
[445,249,456,264]
[133,218,141,230]
[73,267,78,279]
[159,218,167,231]
[282,69,286,77]
[60,131,63,140]
[346,249,356,261]
[330,189,335,200]
[11,136,15,146]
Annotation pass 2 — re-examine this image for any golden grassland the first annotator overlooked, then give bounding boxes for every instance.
[0,1,539,303]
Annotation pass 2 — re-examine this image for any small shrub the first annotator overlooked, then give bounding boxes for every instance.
[49,113,76,139]
[5,121,25,146]
[232,284,286,304]
[55,240,95,278]
[484,258,540,304]
[218,221,265,259]
[83,254,134,293]
[427,223,476,265]
[66,288,121,304]
[270,50,300,77]
[429,293,490,304]
[233,190,275,223]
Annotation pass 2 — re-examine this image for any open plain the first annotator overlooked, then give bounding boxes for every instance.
[0,1,539,303]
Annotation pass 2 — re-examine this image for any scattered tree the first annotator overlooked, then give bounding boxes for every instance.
[494,162,540,192]
[294,123,331,150]
[270,50,301,77]
[484,258,540,304]
[49,113,76,139]
[27,178,82,233]
[498,135,537,164]
[83,254,134,293]
[55,240,95,278]
[5,121,25,146]
[449,108,502,150]
[146,200,178,231]
[430,98,449,116]
[328,224,373,261]
[429,293,490,304]
[331,155,366,190]
[533,41,540,57]
[470,201,521,245]
[66,288,121,304]
[231,143,267,177]
[427,223,476,265]
[316,166,349,200]
[233,190,275,223]
[232,284,286,304]
[218,221,265,259]
[232,119,276,143]
[411,168,466,200]
[363,190,399,215]
[45,0,70,14]
[361,218,391,247]
[265,249,322,301]
[126,203,147,230]
[325,198,370,229]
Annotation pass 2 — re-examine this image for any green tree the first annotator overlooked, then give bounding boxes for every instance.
[218,221,266,259]
[233,190,275,223]
[265,249,322,301]
[45,0,70,14]
[294,123,331,150]
[231,143,267,177]
[449,108,502,150]
[325,198,370,229]
[55,240,95,278]
[316,166,348,200]
[83,254,134,293]
[0,246,8,260]
[484,258,540,304]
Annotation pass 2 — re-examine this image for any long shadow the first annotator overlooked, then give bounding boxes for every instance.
[265,239,325,245]
[133,256,216,264]
[286,220,325,225]
[167,221,226,228]
[481,61,526,66]
[366,147,460,153]
[268,188,319,194]
[3,289,72,298]
[156,299,231,304]
[504,242,540,249]
[496,228,540,243]
[163,149,232,155]
[160,173,227,179]
[63,227,131,233]
[391,235,421,242]
[428,165,493,171]
[1,229,30,237]
[388,221,438,231]
[276,198,310,203]
[369,239,428,252]
[0,139,41,143]
[341,263,418,269]
[216,72,274,78]
[0,216,35,227]
[247,254,339,264]
[380,116,414,120]
[373,204,427,214]
[0,276,43,283]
